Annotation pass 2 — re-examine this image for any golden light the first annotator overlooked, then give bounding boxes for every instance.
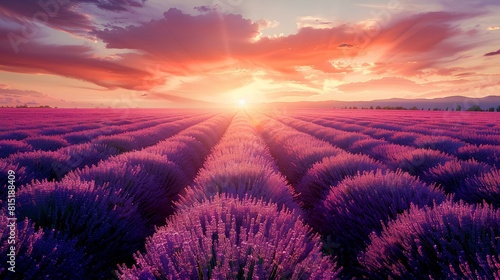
[238,99,247,106]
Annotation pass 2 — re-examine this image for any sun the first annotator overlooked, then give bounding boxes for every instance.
[238,99,247,106]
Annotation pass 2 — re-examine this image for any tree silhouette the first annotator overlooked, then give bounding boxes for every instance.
[466,105,483,112]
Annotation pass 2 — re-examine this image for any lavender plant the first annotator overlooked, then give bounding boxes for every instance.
[458,144,500,168]
[295,153,387,210]
[24,135,70,151]
[359,201,500,279]
[0,214,88,279]
[179,161,297,213]
[16,179,147,278]
[309,170,447,272]
[422,159,492,194]
[0,140,33,158]
[460,169,500,207]
[67,153,188,227]
[8,150,72,185]
[117,195,340,279]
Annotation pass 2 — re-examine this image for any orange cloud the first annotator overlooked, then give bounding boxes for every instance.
[0,6,486,98]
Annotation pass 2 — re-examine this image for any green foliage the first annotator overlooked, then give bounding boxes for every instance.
[466,105,483,112]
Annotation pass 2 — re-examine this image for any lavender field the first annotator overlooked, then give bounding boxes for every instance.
[1,108,499,279]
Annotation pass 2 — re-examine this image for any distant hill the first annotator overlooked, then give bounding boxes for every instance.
[258,96,500,111]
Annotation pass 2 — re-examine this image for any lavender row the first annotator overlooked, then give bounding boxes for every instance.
[0,212,88,278]
[176,112,299,212]
[10,113,233,279]
[0,113,193,157]
[118,195,339,279]
[0,115,152,140]
[0,108,184,134]
[119,113,339,278]
[274,115,498,207]
[254,114,447,277]
[0,109,162,136]
[297,114,500,167]
[64,113,232,227]
[359,201,500,279]
[300,109,500,137]
[1,113,213,192]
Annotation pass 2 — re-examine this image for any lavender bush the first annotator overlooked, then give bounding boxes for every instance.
[413,135,466,155]
[359,201,500,279]
[67,153,188,227]
[382,147,453,176]
[179,161,297,213]
[8,151,72,185]
[0,140,33,158]
[422,159,492,194]
[117,195,340,279]
[349,138,386,154]
[295,153,387,210]
[178,114,299,213]
[17,179,147,278]
[309,170,447,273]
[94,135,138,152]
[388,131,419,146]
[460,169,500,207]
[24,135,70,151]
[458,144,500,168]
[0,131,32,141]
[0,214,88,279]
[257,119,343,184]
[143,135,205,177]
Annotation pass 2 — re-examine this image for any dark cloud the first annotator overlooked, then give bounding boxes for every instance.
[484,49,500,56]
[0,0,147,33]
[194,5,214,13]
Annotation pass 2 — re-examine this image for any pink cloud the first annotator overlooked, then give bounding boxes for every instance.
[366,12,480,76]
[338,77,420,93]
[94,8,260,63]
[0,7,488,96]
[0,0,148,33]
[0,30,162,90]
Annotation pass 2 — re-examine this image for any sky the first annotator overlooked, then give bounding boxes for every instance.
[0,0,499,108]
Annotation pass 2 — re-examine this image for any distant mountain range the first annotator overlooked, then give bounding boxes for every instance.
[258,96,500,111]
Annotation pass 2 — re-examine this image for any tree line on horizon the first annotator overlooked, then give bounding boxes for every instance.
[340,104,500,112]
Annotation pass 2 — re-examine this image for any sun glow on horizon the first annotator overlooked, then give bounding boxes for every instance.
[239,99,247,106]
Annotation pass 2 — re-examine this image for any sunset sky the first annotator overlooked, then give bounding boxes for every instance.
[0,0,499,107]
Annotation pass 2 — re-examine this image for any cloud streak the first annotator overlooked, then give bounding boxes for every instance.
[484,49,500,56]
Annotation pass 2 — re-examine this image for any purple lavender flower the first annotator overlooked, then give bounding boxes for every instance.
[309,170,446,272]
[117,195,340,279]
[8,150,72,185]
[0,140,33,158]
[413,135,466,155]
[359,201,500,279]
[0,214,88,279]
[67,153,188,226]
[17,179,147,278]
[295,153,387,210]
[458,144,500,168]
[423,159,492,194]
[179,161,298,213]
[460,169,500,207]
[24,135,70,151]
[385,147,454,176]
[388,131,419,146]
